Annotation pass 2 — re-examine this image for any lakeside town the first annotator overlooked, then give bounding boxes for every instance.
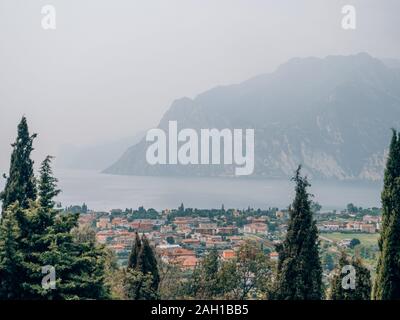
[1,116,396,301]
[69,202,381,274]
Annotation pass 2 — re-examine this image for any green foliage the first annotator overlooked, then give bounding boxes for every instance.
[0,206,24,299]
[220,241,273,300]
[347,203,358,214]
[64,204,88,214]
[329,252,371,300]
[322,252,335,272]
[274,166,323,300]
[122,268,158,300]
[0,194,110,300]
[1,116,37,212]
[38,156,60,209]
[166,236,175,244]
[139,236,160,290]
[0,135,110,299]
[127,232,142,269]
[126,208,160,220]
[185,242,273,300]
[374,130,400,299]
[188,247,221,299]
[102,248,122,299]
[350,238,361,249]
[124,233,160,299]
[158,263,186,300]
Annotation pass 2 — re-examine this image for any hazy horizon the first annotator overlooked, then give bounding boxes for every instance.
[1,0,400,172]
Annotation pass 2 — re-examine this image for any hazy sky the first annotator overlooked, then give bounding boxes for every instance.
[1,0,399,171]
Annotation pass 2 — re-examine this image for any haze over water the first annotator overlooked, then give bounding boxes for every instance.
[32,169,383,212]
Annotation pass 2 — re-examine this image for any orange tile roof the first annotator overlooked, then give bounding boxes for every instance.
[222,250,235,259]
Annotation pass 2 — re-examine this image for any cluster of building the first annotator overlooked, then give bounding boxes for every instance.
[317,215,381,233]
[76,205,381,269]
[78,209,276,269]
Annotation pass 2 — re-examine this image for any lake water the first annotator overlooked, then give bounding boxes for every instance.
[33,169,383,212]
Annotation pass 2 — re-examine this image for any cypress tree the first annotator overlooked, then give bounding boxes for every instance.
[127,234,159,291]
[139,235,160,291]
[203,247,219,278]
[353,257,372,300]
[275,166,323,300]
[123,268,158,300]
[373,129,400,299]
[127,232,142,269]
[125,233,159,299]
[201,247,220,298]
[330,252,371,300]
[0,116,37,212]
[38,156,60,209]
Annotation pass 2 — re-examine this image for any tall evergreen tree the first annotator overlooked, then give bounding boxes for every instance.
[127,232,142,269]
[374,130,400,299]
[38,156,60,209]
[123,268,158,300]
[202,247,219,282]
[0,155,110,299]
[1,116,37,212]
[195,247,221,299]
[125,233,160,299]
[275,166,323,300]
[330,252,371,300]
[139,235,160,291]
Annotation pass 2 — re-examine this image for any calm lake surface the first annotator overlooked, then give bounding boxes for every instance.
[29,169,383,212]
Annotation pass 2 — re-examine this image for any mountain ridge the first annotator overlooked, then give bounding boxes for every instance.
[104,53,400,181]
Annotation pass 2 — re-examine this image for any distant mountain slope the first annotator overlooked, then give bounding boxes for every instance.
[104,53,400,180]
[57,132,144,171]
